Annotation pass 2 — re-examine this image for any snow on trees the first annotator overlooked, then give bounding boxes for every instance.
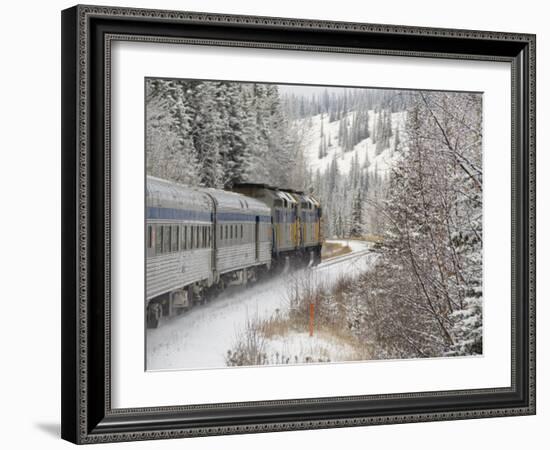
[349,190,364,238]
[356,91,483,358]
[146,80,483,359]
[145,79,303,190]
[285,90,483,359]
[145,79,201,186]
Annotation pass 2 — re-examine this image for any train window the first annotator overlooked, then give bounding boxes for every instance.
[196,226,200,248]
[147,225,153,249]
[230,225,233,240]
[162,226,170,253]
[172,226,179,252]
[156,226,162,254]
[190,226,194,249]
[182,226,187,250]
[240,224,243,240]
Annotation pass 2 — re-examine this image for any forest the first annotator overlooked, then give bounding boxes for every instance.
[146,79,303,190]
[146,79,483,359]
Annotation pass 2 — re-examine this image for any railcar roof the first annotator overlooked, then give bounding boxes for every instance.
[199,187,271,216]
[232,182,279,191]
[299,193,320,208]
[146,176,212,212]
[277,190,297,204]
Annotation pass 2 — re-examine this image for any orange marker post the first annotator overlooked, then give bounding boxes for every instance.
[309,303,315,337]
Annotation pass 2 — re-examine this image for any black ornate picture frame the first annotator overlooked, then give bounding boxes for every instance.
[61,4,536,444]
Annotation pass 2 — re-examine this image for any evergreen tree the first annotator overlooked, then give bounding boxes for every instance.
[190,82,224,187]
[145,79,200,185]
[349,190,364,237]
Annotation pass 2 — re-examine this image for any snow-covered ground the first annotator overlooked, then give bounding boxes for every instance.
[260,330,368,366]
[146,240,375,371]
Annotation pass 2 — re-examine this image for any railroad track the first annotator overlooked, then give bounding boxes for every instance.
[316,247,372,270]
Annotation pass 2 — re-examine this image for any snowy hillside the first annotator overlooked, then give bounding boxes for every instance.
[301,110,406,178]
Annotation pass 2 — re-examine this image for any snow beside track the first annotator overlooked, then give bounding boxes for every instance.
[260,331,364,366]
[146,240,375,371]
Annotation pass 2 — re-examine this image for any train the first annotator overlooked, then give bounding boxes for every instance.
[146,175,323,328]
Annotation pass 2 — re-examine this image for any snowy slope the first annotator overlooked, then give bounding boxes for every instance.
[302,110,406,178]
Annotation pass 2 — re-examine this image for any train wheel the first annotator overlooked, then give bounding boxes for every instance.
[146,303,161,329]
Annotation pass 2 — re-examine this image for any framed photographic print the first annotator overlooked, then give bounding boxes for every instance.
[61,4,536,444]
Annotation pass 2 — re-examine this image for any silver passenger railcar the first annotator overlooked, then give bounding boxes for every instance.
[146,176,273,328]
[146,176,214,327]
[204,188,272,286]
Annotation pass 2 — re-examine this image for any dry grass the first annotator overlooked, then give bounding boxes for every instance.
[258,313,294,339]
[226,268,380,367]
[225,294,373,367]
[362,234,384,244]
[321,242,352,260]
[226,313,372,366]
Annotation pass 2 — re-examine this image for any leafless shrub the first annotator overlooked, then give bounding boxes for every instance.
[225,315,267,367]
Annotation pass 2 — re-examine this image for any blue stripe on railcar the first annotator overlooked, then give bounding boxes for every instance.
[146,207,213,222]
[147,207,271,223]
[274,209,296,223]
[217,212,271,222]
